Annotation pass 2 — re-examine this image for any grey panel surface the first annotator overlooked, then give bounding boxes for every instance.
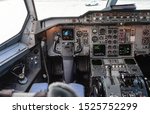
[0,43,28,67]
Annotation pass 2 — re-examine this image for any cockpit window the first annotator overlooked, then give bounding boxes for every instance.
[34,0,150,20]
[0,0,27,45]
[117,0,150,9]
[34,0,107,20]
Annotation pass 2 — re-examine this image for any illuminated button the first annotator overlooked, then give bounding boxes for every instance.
[93,17,96,21]
[34,56,38,59]
[112,65,115,68]
[114,16,117,19]
[121,74,125,78]
[99,17,102,20]
[119,65,122,68]
[92,29,97,34]
[31,57,34,61]
[140,16,143,19]
[34,61,38,65]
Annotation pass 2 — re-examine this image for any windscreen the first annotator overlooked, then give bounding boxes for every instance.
[34,0,150,20]
[0,0,27,45]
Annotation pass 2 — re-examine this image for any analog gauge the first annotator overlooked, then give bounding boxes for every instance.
[113,29,118,34]
[108,35,112,39]
[108,45,112,49]
[108,50,112,54]
[113,40,117,44]
[92,36,98,42]
[113,45,117,49]
[99,28,106,35]
[108,40,112,44]
[76,31,83,37]
[99,36,104,40]
[108,29,112,34]
[113,35,117,39]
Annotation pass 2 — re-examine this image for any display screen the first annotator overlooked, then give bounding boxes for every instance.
[124,59,136,65]
[62,28,74,40]
[92,59,102,65]
[93,44,105,56]
[119,44,131,56]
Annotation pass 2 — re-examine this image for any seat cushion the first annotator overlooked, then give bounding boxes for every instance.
[69,83,85,97]
[29,83,48,93]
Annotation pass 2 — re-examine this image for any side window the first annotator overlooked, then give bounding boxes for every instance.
[0,0,27,45]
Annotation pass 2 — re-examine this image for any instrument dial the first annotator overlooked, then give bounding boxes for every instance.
[92,36,98,42]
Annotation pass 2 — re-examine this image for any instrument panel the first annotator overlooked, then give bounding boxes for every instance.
[45,10,150,57]
[90,26,134,57]
[46,10,150,97]
[48,25,150,57]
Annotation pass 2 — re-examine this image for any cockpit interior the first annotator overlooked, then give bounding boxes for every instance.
[0,0,150,97]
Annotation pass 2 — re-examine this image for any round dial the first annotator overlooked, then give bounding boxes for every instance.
[113,35,117,39]
[108,29,112,34]
[92,36,98,42]
[113,29,118,34]
[99,28,106,35]
[108,35,112,39]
